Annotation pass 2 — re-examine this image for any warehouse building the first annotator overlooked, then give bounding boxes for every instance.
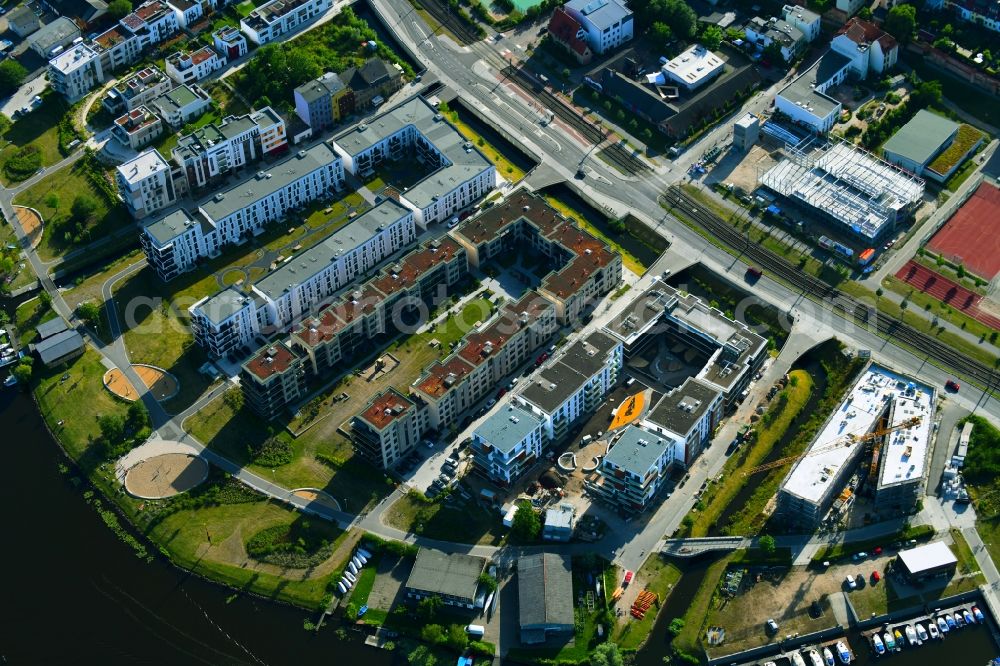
[895,541,957,582]
[405,549,486,609]
[518,554,574,644]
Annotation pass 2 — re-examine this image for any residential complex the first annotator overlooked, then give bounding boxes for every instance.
[213,26,248,60]
[165,45,225,84]
[340,58,405,110]
[48,44,104,103]
[585,425,676,512]
[352,388,429,469]
[471,406,546,486]
[112,107,164,150]
[562,0,633,55]
[240,342,307,419]
[103,66,172,114]
[116,149,178,219]
[775,363,935,528]
[547,6,593,64]
[150,83,212,128]
[240,0,332,45]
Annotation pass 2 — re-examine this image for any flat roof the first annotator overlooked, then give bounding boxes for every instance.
[457,292,553,367]
[603,284,678,346]
[781,364,934,504]
[518,553,574,630]
[644,378,721,437]
[897,541,957,574]
[198,141,340,222]
[474,406,543,455]
[603,424,672,477]
[143,208,196,246]
[357,387,414,430]
[519,331,618,413]
[118,148,171,187]
[49,44,97,73]
[777,51,849,120]
[882,109,959,168]
[153,84,202,113]
[405,549,485,601]
[242,342,299,380]
[32,16,79,50]
[664,44,724,87]
[565,0,631,30]
[194,286,251,326]
[253,199,410,300]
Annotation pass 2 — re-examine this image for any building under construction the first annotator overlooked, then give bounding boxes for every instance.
[760,138,925,243]
[774,362,935,529]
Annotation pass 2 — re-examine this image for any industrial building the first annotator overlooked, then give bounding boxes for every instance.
[405,549,486,608]
[895,541,958,582]
[761,139,925,243]
[518,554,574,644]
[775,363,935,528]
[661,44,725,90]
[882,110,984,182]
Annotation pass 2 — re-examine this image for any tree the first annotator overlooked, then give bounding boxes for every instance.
[223,387,244,412]
[885,4,916,45]
[408,645,438,666]
[649,21,673,44]
[478,572,498,592]
[957,263,966,278]
[12,362,32,385]
[668,617,685,636]
[108,0,132,18]
[762,42,786,67]
[701,25,723,50]
[857,6,873,20]
[127,400,150,430]
[98,413,127,446]
[416,594,443,621]
[420,623,446,645]
[446,623,468,651]
[760,534,776,555]
[0,60,27,97]
[44,193,60,210]
[590,643,624,666]
[71,194,98,224]
[77,301,100,327]
[912,80,943,107]
[876,287,884,301]
[511,502,541,541]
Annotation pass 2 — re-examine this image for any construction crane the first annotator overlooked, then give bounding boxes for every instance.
[743,415,922,476]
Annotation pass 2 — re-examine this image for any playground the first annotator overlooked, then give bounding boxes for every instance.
[103,364,179,402]
[124,453,209,499]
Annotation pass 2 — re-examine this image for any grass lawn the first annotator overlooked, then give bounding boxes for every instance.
[34,347,130,461]
[544,195,645,275]
[63,250,144,311]
[850,569,985,619]
[382,491,503,545]
[881,275,999,343]
[154,107,223,156]
[672,554,736,659]
[13,162,132,262]
[444,111,527,183]
[686,369,814,537]
[0,93,70,184]
[14,296,58,345]
[347,563,378,609]
[929,124,985,179]
[944,158,980,193]
[204,81,251,117]
[415,296,493,348]
[145,500,348,610]
[614,555,683,650]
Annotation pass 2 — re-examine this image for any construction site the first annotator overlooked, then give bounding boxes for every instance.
[774,363,936,530]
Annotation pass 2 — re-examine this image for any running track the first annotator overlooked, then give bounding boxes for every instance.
[895,260,1000,330]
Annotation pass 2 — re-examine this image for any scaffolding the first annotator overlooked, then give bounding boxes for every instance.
[760,138,926,241]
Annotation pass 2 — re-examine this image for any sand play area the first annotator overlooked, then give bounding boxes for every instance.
[104,364,179,401]
[124,453,209,499]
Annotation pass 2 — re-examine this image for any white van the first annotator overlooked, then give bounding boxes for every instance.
[466,624,485,637]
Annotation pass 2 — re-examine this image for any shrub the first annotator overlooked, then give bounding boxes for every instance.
[245,521,336,567]
[4,145,41,181]
[248,436,293,467]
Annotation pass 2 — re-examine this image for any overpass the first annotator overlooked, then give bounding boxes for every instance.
[660,536,750,557]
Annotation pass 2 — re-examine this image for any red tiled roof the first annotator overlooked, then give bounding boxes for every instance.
[417,356,476,398]
[244,343,298,380]
[457,292,552,366]
[836,17,897,50]
[359,388,413,429]
[548,6,590,57]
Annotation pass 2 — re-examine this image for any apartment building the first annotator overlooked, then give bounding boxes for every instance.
[167,0,206,28]
[116,149,178,219]
[213,26,248,60]
[639,378,724,467]
[516,331,623,444]
[830,18,898,78]
[351,388,429,468]
[745,16,806,62]
[340,58,404,110]
[165,45,224,84]
[294,71,354,130]
[103,66,172,114]
[453,190,622,325]
[140,141,345,278]
[563,0,633,55]
[120,0,180,47]
[48,44,104,102]
[240,0,332,45]
[947,0,1000,32]
[111,106,164,150]
[151,83,212,128]
[189,285,265,359]
[91,25,144,73]
[585,425,675,512]
[239,342,307,419]
[332,96,496,227]
[412,292,557,429]
[471,406,546,486]
[782,4,821,41]
[171,106,286,191]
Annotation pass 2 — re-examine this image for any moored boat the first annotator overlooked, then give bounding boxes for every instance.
[808,649,824,666]
[894,628,905,646]
[884,631,896,650]
[965,609,976,625]
[916,623,929,642]
[357,547,373,559]
[946,614,956,629]
[929,621,940,639]
[974,607,986,623]
[836,641,851,664]
[872,634,885,655]
[905,625,918,645]
[823,647,835,666]
[955,612,965,627]
[939,616,950,634]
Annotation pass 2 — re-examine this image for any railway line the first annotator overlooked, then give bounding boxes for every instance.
[664,185,999,389]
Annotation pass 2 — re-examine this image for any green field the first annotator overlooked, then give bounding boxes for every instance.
[0,93,72,183]
[382,491,503,545]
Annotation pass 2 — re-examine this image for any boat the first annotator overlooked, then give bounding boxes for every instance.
[916,623,929,642]
[965,609,976,625]
[872,634,886,655]
[790,652,807,666]
[808,649,824,666]
[340,576,352,588]
[347,561,358,575]
[483,591,495,613]
[884,631,896,650]
[356,553,368,565]
[905,625,918,645]
[357,547,373,559]
[337,581,347,594]
[764,662,777,666]
[3,374,16,387]
[946,614,956,629]
[351,556,363,569]
[894,628,905,646]
[823,647,835,665]
[929,621,940,639]
[344,570,357,584]
[955,612,965,627]
[836,641,851,663]
[974,607,986,623]
[940,616,951,633]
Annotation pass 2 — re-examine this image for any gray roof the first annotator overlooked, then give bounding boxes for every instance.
[518,554,574,631]
[31,17,80,51]
[37,317,69,340]
[565,0,631,30]
[34,329,84,365]
[253,199,411,300]
[778,51,850,119]
[198,141,341,222]
[474,406,543,456]
[406,549,485,601]
[295,71,346,103]
[172,111,260,161]
[144,208,198,246]
[153,84,203,115]
[784,3,820,22]
[333,96,493,209]
[519,331,618,413]
[194,287,253,326]
[603,424,672,476]
[882,109,959,168]
[603,283,677,345]
[645,378,721,437]
[7,5,40,31]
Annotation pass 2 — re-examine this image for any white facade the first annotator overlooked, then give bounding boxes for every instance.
[564,0,633,54]
[116,149,178,219]
[188,286,264,358]
[836,0,866,15]
[472,407,546,485]
[782,4,821,41]
[92,27,144,72]
[151,84,212,127]
[830,19,899,78]
[165,46,224,84]
[662,44,725,89]
[167,0,205,27]
[120,1,180,48]
[240,0,332,45]
[213,26,248,59]
[48,44,105,102]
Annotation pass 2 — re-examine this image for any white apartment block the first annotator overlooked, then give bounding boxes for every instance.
[213,26,248,60]
[563,0,633,54]
[240,0,332,45]
[332,96,496,228]
[151,83,212,127]
[638,378,724,467]
[48,44,104,102]
[782,4,821,42]
[188,285,265,358]
[103,65,172,114]
[116,149,178,219]
[140,141,345,279]
[167,0,206,28]
[516,331,623,443]
[91,25,144,73]
[471,406,546,486]
[165,45,224,84]
[120,0,180,48]
[112,106,164,150]
[830,18,899,78]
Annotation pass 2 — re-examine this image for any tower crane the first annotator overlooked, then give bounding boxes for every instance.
[743,415,922,476]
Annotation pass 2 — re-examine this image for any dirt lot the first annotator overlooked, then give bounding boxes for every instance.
[368,555,412,611]
[708,144,782,195]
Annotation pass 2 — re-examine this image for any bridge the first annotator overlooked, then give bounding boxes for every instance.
[660,536,750,557]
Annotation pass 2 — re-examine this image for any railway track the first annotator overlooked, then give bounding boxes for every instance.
[664,185,999,388]
[414,0,480,45]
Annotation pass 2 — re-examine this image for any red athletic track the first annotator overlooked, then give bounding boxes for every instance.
[895,260,1000,330]
[927,182,1000,281]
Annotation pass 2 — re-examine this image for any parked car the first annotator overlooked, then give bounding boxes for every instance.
[852,551,868,561]
[485,398,497,409]
[746,266,763,280]
[845,575,857,590]
[766,619,779,634]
